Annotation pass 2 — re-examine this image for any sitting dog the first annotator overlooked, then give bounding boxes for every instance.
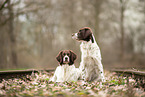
[50,50,81,82]
[72,27,105,82]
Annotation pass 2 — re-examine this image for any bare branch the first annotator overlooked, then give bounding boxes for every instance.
[0,6,47,26]
[0,0,9,10]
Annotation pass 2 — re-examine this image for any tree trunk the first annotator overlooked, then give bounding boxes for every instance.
[120,0,125,60]
[8,0,18,67]
[93,0,103,43]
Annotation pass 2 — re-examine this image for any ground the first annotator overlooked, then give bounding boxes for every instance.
[0,70,145,97]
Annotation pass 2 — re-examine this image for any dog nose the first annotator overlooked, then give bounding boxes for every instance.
[65,57,68,60]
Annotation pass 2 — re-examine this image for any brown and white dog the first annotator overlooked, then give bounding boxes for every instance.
[72,27,105,82]
[50,50,81,82]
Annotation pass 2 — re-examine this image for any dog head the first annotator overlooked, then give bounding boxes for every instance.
[72,27,94,43]
[56,50,77,65]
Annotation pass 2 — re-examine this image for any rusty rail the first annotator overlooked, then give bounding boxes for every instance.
[111,69,145,89]
[0,69,54,82]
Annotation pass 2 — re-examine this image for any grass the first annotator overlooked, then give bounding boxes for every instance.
[0,71,145,97]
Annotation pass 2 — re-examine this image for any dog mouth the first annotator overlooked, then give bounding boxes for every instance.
[63,61,69,64]
[72,37,78,40]
[72,33,78,40]
[72,36,77,39]
[72,36,81,41]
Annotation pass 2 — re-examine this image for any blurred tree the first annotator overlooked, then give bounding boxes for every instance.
[0,0,145,70]
[92,0,104,42]
[8,0,18,67]
[119,0,128,61]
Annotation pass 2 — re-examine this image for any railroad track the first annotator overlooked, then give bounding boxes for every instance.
[0,69,54,82]
[0,68,145,89]
[111,69,145,89]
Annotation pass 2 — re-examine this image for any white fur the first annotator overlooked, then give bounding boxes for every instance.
[79,35,105,82]
[50,64,81,82]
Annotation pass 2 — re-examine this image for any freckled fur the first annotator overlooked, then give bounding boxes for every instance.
[50,64,81,82]
[79,38,105,82]
[72,27,105,82]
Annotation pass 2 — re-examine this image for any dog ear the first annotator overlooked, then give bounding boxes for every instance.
[83,29,94,43]
[69,50,77,65]
[56,51,63,65]
[91,35,94,43]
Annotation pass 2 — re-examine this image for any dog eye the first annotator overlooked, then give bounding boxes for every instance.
[67,54,69,56]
